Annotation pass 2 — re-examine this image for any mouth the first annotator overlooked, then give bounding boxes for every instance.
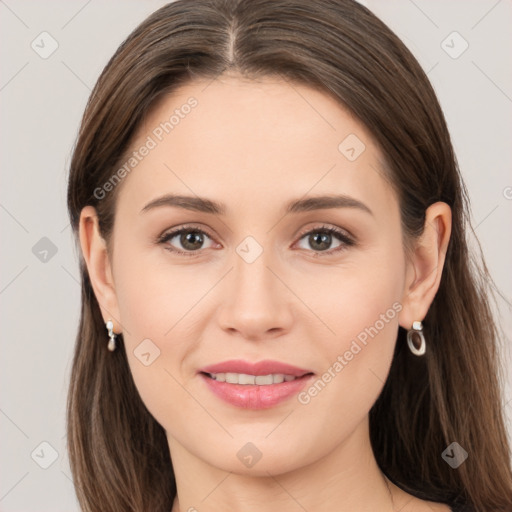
[201,371,312,385]
[198,360,315,409]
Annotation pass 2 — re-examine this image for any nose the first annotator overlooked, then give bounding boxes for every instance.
[216,243,294,341]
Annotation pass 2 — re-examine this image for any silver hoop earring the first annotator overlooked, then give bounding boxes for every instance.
[106,320,117,352]
[407,320,426,356]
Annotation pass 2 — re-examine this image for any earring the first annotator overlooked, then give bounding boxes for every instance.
[106,319,117,352]
[407,320,426,356]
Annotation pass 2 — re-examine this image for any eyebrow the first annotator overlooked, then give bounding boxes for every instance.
[140,193,373,216]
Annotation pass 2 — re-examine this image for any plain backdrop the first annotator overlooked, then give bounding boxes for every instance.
[1,1,511,510]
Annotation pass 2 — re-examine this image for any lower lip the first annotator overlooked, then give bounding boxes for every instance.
[200,373,314,409]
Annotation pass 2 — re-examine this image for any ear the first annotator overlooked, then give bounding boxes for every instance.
[79,206,122,334]
[398,201,452,330]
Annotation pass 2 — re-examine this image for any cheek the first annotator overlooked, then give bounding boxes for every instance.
[116,271,195,432]
[298,251,404,431]
[111,242,217,428]
[309,243,405,353]
[113,241,212,337]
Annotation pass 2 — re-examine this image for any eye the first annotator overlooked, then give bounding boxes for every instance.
[295,225,355,256]
[157,223,355,258]
[157,225,216,256]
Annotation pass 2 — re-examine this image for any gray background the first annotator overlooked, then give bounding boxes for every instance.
[1,0,511,510]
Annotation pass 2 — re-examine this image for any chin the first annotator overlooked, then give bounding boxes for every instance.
[198,436,313,477]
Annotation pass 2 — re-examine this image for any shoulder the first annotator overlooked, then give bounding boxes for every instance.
[391,491,454,512]
[449,504,474,512]
[387,481,469,512]
[423,501,453,512]
[408,499,473,512]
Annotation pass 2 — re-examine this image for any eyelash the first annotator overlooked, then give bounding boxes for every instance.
[156,224,355,258]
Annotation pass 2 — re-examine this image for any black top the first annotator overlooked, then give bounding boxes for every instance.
[451,504,472,512]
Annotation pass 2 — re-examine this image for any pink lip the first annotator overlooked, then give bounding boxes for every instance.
[199,359,314,409]
[200,359,312,377]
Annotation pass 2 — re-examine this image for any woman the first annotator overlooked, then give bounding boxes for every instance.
[66,1,512,511]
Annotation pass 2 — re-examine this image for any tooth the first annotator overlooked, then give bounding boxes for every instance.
[225,372,238,384]
[209,372,300,385]
[255,374,274,385]
[238,373,256,385]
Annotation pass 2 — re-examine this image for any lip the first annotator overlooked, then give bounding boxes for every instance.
[199,359,313,377]
[199,359,315,409]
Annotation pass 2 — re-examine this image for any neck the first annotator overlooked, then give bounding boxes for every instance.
[168,417,397,512]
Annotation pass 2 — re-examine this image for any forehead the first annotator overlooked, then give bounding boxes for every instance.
[116,74,396,217]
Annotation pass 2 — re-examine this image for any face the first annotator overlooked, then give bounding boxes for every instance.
[98,74,410,475]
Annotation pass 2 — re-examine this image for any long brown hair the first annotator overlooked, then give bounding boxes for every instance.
[66,1,512,510]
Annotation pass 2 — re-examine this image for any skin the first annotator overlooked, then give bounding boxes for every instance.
[80,74,452,512]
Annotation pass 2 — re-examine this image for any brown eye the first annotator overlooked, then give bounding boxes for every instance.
[296,226,354,255]
[158,227,215,255]
[178,230,205,251]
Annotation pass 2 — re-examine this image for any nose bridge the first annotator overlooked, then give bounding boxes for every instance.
[216,232,293,338]
[232,233,280,301]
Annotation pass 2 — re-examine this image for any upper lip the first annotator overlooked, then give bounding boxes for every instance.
[199,359,314,377]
